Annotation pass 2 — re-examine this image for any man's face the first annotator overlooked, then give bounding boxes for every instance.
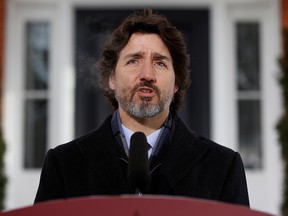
[109,33,178,119]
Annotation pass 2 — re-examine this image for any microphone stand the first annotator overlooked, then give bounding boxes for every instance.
[135,188,143,196]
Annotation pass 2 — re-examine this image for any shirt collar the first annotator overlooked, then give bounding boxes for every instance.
[111,109,173,156]
[121,124,162,149]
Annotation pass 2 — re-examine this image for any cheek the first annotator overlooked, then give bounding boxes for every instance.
[109,76,116,90]
[160,83,177,97]
[162,76,178,94]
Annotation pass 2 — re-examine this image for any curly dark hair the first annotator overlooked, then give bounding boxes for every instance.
[97,8,191,112]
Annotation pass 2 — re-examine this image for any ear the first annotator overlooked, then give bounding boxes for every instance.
[109,73,116,90]
[174,84,179,93]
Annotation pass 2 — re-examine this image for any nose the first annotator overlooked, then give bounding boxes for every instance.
[139,61,156,82]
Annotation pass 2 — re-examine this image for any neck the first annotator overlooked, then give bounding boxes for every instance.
[118,107,169,136]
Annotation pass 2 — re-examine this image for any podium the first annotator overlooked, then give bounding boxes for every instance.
[1,195,273,216]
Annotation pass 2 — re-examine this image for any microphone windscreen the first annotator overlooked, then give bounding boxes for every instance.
[127,132,151,193]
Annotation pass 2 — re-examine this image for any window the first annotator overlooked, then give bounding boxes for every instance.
[236,22,262,169]
[24,22,50,168]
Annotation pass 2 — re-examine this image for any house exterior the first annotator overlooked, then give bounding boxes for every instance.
[0,0,285,215]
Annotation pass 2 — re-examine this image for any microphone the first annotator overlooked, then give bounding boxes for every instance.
[127,132,151,194]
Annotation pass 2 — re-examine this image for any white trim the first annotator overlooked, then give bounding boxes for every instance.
[237,92,262,100]
[3,1,58,208]
[49,1,75,149]
[227,2,282,214]
[24,91,49,99]
[210,2,235,149]
[261,1,282,213]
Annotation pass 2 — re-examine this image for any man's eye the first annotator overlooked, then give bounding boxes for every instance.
[127,59,138,65]
[155,61,167,68]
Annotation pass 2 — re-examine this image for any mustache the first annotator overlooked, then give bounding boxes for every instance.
[131,80,160,96]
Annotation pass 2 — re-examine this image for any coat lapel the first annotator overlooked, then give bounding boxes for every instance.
[76,116,129,194]
[74,114,208,195]
[151,116,209,193]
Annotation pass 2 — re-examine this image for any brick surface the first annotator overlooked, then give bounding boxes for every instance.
[0,0,4,121]
[283,0,288,28]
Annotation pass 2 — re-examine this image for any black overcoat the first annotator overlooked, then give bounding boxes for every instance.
[34,114,249,206]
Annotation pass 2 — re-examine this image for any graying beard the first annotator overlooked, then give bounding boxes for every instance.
[126,102,162,119]
[115,88,173,119]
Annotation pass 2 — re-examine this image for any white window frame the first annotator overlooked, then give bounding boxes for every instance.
[4,1,75,208]
[225,2,282,214]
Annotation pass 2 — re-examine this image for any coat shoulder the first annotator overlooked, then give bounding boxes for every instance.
[173,116,239,166]
[52,115,114,156]
[175,116,235,153]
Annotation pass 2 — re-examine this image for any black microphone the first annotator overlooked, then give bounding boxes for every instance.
[127,132,151,194]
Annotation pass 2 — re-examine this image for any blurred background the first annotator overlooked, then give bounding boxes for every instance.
[0,0,286,215]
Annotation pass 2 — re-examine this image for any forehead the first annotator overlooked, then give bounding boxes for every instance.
[119,33,172,58]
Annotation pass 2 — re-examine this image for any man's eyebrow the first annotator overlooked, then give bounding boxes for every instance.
[123,51,171,61]
[152,53,171,61]
[123,51,145,60]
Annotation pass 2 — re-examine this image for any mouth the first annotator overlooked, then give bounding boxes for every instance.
[130,81,160,99]
[137,87,156,97]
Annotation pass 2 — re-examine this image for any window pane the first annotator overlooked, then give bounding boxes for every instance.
[238,100,262,169]
[24,100,48,168]
[236,22,260,91]
[25,22,50,90]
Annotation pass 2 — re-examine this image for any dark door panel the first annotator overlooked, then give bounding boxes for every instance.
[75,8,210,138]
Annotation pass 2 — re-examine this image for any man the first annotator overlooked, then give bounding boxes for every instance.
[34,9,250,206]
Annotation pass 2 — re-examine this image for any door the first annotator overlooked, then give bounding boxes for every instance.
[75,9,210,138]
